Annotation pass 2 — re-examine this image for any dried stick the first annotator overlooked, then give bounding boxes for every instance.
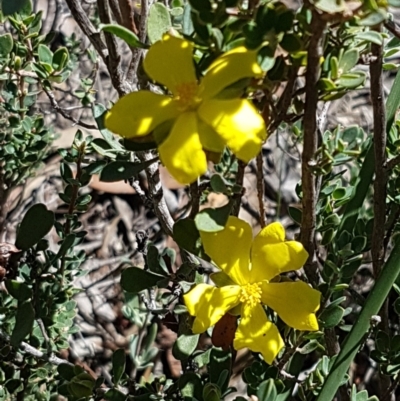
[300,11,325,286]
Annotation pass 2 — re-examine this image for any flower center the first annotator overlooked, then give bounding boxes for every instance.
[240,282,262,308]
[175,81,200,110]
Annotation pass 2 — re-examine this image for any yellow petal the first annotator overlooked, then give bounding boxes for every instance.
[200,216,252,285]
[105,91,179,138]
[197,118,226,153]
[260,281,321,331]
[198,99,266,162]
[158,112,207,184]
[183,283,241,333]
[250,222,309,282]
[234,303,284,365]
[144,35,197,95]
[200,47,263,100]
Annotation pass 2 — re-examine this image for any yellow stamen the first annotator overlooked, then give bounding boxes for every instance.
[240,282,262,308]
[175,81,200,110]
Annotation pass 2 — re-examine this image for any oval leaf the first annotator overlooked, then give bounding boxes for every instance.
[16,204,54,250]
[100,24,148,49]
[100,159,157,182]
[147,3,172,43]
[121,267,164,294]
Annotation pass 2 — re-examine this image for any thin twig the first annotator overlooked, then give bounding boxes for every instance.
[189,180,200,219]
[386,154,400,171]
[256,153,266,227]
[117,0,138,34]
[232,160,246,217]
[300,10,326,286]
[0,329,73,366]
[42,87,98,130]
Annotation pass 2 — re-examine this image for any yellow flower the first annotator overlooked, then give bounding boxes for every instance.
[183,216,321,364]
[105,35,266,184]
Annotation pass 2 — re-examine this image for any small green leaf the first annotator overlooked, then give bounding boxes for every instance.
[147,3,172,43]
[337,72,366,88]
[99,159,157,182]
[179,372,203,400]
[100,24,148,49]
[172,334,199,360]
[0,33,13,57]
[15,204,54,250]
[257,379,277,401]
[52,47,69,70]
[121,267,164,294]
[11,301,35,346]
[104,389,126,401]
[288,206,302,225]
[5,281,32,302]
[339,49,359,73]
[356,31,383,45]
[280,33,302,53]
[58,364,76,381]
[320,305,345,328]
[194,202,232,232]
[210,174,228,193]
[38,44,53,64]
[112,349,126,385]
[173,218,201,254]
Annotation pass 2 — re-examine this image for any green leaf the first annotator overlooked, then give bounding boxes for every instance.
[257,379,277,401]
[58,364,76,381]
[320,305,345,328]
[316,240,400,401]
[210,174,228,193]
[194,201,232,232]
[112,349,126,385]
[100,24,148,49]
[203,383,221,401]
[104,389,126,401]
[15,203,54,250]
[209,348,231,392]
[337,72,366,88]
[52,47,69,70]
[355,31,383,45]
[99,159,157,182]
[38,44,53,64]
[280,33,302,53]
[179,372,203,400]
[359,9,387,26]
[288,206,302,225]
[182,4,194,35]
[11,301,34,346]
[0,33,13,57]
[339,49,359,73]
[172,333,199,360]
[5,280,32,301]
[314,0,345,13]
[121,267,164,294]
[147,3,172,44]
[173,218,201,254]
[1,0,31,15]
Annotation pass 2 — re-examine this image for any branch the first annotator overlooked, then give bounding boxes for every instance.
[97,0,131,96]
[384,19,400,40]
[126,0,149,85]
[370,25,387,279]
[300,10,326,286]
[64,0,108,62]
[138,152,174,237]
[0,329,73,366]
